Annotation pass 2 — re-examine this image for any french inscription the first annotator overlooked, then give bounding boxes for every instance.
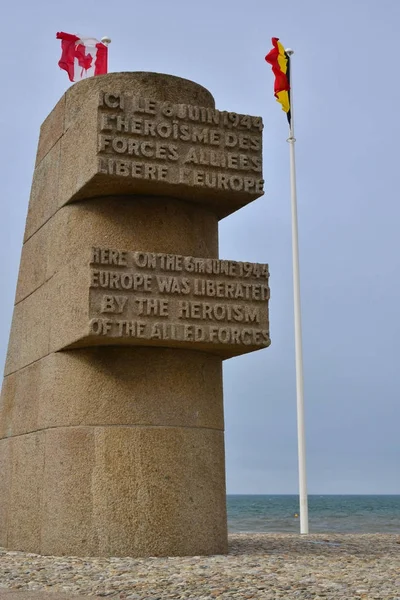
[97,93,264,197]
[89,247,270,354]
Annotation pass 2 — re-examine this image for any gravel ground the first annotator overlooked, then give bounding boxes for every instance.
[0,533,399,599]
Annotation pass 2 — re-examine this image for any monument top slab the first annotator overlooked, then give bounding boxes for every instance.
[33,72,265,223]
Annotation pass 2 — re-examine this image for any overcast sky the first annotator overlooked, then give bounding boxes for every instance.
[1,0,399,495]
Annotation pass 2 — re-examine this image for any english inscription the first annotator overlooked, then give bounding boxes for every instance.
[88,247,270,356]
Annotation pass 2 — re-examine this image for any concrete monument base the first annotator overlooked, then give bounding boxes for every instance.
[1,347,227,556]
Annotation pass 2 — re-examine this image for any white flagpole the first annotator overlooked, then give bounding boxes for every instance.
[285,48,309,534]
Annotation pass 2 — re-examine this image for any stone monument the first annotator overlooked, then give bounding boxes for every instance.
[0,72,269,557]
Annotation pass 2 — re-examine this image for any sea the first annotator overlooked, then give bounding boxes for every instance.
[227,495,400,534]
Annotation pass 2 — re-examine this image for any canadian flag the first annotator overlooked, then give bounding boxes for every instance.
[56,32,108,82]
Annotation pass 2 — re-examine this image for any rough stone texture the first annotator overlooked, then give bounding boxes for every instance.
[17,196,218,304]
[25,142,61,242]
[0,424,227,557]
[1,348,223,437]
[0,439,11,547]
[5,258,89,375]
[35,95,65,167]
[4,283,51,376]
[0,72,267,557]
[0,362,40,439]
[40,428,97,556]
[7,434,45,554]
[57,96,99,210]
[41,426,227,557]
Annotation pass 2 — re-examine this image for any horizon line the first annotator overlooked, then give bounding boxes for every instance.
[226,493,400,496]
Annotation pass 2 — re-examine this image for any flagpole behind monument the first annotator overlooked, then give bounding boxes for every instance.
[285,48,309,535]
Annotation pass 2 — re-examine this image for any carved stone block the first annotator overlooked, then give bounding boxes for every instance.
[0,72,269,557]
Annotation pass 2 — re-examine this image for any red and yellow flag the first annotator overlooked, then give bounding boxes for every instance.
[265,38,291,125]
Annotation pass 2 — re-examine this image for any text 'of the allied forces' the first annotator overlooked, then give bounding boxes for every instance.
[88,247,270,354]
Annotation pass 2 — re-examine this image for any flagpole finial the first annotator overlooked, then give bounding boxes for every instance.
[101,37,111,45]
[286,48,294,56]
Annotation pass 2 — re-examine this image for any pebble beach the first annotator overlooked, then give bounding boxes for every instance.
[1,533,399,599]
